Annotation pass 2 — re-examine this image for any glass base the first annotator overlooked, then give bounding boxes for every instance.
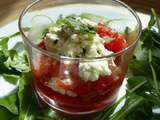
[34,82,117,115]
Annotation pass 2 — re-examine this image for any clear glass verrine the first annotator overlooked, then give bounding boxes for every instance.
[19,0,142,115]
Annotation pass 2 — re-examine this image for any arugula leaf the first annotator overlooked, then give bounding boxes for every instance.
[54,14,97,36]
[0,50,7,64]
[127,76,147,93]
[12,42,25,53]
[35,108,68,120]
[18,73,37,120]
[3,42,30,73]
[0,37,9,51]
[0,37,29,75]
[0,91,18,115]
[129,59,150,76]
[109,93,144,120]
[4,51,30,73]
[2,74,19,85]
[124,98,153,120]
[148,9,156,30]
[150,9,160,33]
[0,106,17,120]
[133,41,148,60]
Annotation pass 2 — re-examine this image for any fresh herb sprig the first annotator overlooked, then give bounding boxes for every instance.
[54,14,97,35]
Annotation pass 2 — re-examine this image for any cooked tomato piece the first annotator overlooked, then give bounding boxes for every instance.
[97,23,104,34]
[95,76,114,94]
[104,38,127,53]
[38,41,46,50]
[74,82,94,96]
[98,23,113,38]
[39,57,53,77]
[97,23,128,53]
[70,63,82,85]
[51,59,60,77]
[95,66,122,94]
[32,56,52,80]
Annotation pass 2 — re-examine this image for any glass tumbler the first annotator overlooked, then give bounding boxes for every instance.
[19,0,142,116]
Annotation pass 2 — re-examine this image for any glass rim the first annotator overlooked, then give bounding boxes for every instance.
[18,0,142,61]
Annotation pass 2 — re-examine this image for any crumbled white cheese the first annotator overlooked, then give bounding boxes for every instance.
[70,34,79,43]
[79,61,112,82]
[62,40,83,57]
[63,60,73,65]
[62,78,73,85]
[44,17,114,82]
[46,33,59,42]
[44,33,61,52]
[48,78,59,92]
[66,90,77,97]
[85,44,101,57]
[49,27,61,33]
[75,17,97,27]
[48,78,77,97]
[84,34,113,58]
[93,34,104,43]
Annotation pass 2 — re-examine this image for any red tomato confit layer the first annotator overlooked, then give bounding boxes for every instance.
[32,14,128,110]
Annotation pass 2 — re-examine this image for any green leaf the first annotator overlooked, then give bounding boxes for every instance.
[0,50,7,63]
[5,50,30,73]
[148,9,156,30]
[54,14,97,35]
[141,29,154,49]
[133,40,147,60]
[148,49,160,95]
[151,46,160,59]
[150,8,160,33]
[36,108,67,120]
[124,99,153,120]
[18,73,37,120]
[12,42,25,53]
[0,106,18,120]
[109,94,144,120]
[129,59,150,76]
[0,39,29,75]
[0,91,18,115]
[0,37,9,51]
[97,95,126,120]
[127,76,147,93]
[2,74,19,85]
[7,42,30,72]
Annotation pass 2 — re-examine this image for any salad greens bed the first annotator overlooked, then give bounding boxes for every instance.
[0,9,160,120]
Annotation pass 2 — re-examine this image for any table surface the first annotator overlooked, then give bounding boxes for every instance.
[0,0,159,27]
